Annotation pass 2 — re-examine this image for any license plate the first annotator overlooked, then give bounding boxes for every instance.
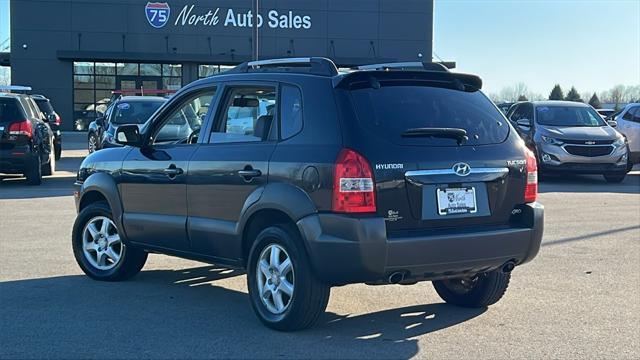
[436,187,477,215]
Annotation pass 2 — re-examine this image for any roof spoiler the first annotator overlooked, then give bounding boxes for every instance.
[230,57,339,76]
[354,61,450,72]
[333,70,482,92]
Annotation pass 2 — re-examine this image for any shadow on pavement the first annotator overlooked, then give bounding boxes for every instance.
[539,172,640,194]
[0,265,484,359]
[542,224,640,247]
[0,153,82,199]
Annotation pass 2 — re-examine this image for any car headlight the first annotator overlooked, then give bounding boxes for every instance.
[541,136,563,145]
[613,137,626,148]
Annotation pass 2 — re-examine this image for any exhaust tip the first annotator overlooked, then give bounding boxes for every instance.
[501,261,516,274]
[388,271,406,284]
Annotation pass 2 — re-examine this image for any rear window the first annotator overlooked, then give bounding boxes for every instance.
[111,100,164,125]
[34,99,54,115]
[0,98,26,123]
[349,85,509,146]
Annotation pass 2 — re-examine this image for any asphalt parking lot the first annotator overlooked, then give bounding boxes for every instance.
[1,133,639,359]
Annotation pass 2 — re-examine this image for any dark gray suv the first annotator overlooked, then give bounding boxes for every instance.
[508,101,629,183]
[72,58,544,331]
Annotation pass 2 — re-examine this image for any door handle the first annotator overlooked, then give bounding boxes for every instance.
[163,165,183,177]
[238,169,261,179]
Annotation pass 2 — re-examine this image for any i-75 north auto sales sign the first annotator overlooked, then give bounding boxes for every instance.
[144,2,312,30]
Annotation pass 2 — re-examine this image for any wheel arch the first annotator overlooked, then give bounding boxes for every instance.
[78,172,126,239]
[238,183,318,266]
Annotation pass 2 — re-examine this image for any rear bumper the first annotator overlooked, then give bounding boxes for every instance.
[297,203,544,286]
[0,146,34,174]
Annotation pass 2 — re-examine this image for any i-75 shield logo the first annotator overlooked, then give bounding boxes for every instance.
[145,2,170,28]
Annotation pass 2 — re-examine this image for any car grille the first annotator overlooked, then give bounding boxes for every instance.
[564,145,613,157]
[562,139,614,145]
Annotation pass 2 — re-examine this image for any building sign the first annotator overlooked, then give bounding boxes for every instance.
[144,2,312,30]
[145,2,171,28]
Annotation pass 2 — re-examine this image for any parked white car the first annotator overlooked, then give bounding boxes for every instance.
[613,103,640,164]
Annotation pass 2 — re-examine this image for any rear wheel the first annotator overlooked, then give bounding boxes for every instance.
[72,201,147,281]
[247,224,330,331]
[54,143,62,160]
[433,269,510,307]
[25,155,42,185]
[42,149,55,176]
[603,173,626,183]
[88,133,98,153]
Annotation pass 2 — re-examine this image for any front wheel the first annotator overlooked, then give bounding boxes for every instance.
[72,201,147,281]
[433,269,511,308]
[42,148,55,176]
[25,155,42,185]
[54,143,62,160]
[247,224,330,331]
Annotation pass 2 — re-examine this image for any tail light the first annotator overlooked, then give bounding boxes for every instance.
[524,147,538,203]
[8,120,33,138]
[55,114,61,126]
[332,148,376,213]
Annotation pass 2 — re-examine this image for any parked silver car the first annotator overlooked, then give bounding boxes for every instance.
[507,101,629,183]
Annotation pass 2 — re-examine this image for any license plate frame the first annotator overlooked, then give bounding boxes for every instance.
[436,187,478,216]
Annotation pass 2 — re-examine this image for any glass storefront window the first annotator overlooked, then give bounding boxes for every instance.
[116,63,138,76]
[198,64,218,78]
[73,75,94,89]
[163,77,182,90]
[73,62,94,75]
[74,89,94,104]
[162,64,182,77]
[140,63,162,76]
[95,76,116,89]
[95,62,116,75]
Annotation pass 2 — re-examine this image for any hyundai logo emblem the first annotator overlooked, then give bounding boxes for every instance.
[452,162,471,176]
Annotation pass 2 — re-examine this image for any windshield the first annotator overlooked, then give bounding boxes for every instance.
[349,84,509,146]
[111,100,164,125]
[34,99,54,115]
[535,105,606,127]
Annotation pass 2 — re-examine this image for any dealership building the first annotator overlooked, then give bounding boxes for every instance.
[7,0,434,131]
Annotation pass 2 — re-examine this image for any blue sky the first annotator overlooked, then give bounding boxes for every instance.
[1,0,638,95]
[434,0,640,96]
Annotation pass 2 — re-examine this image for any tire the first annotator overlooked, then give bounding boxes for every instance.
[247,224,330,331]
[433,269,511,308]
[72,201,147,281]
[88,133,98,153]
[54,143,62,160]
[25,155,42,186]
[42,149,55,176]
[603,173,626,183]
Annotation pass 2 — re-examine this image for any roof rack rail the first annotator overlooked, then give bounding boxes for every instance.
[355,62,450,72]
[0,85,33,93]
[231,57,339,76]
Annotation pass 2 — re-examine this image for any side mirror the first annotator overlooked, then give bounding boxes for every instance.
[115,124,142,146]
[47,113,56,123]
[607,120,617,128]
[516,118,532,128]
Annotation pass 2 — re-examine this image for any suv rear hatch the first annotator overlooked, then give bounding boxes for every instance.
[0,97,31,150]
[334,71,530,233]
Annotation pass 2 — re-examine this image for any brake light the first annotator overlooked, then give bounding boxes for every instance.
[332,148,376,213]
[524,147,538,203]
[55,114,61,126]
[8,120,33,138]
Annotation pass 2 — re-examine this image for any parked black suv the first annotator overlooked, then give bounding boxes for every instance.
[32,94,63,160]
[72,58,544,331]
[0,93,55,184]
[87,96,166,153]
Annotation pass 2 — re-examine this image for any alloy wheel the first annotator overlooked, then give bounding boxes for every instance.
[82,216,123,271]
[256,244,295,314]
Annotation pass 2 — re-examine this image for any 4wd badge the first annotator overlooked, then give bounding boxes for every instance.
[145,2,171,28]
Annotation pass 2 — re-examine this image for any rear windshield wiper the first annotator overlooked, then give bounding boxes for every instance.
[401,127,469,145]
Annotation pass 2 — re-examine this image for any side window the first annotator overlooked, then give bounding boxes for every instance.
[631,107,640,123]
[210,86,276,143]
[622,108,633,120]
[153,89,216,144]
[521,103,534,120]
[19,97,36,119]
[509,104,522,121]
[280,84,303,139]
